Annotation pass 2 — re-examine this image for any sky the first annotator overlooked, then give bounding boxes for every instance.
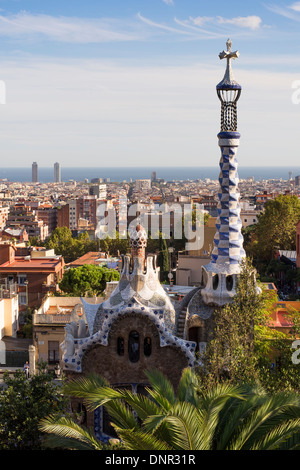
[0,0,300,168]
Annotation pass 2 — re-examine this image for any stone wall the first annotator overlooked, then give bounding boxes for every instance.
[80,313,189,388]
[65,312,190,434]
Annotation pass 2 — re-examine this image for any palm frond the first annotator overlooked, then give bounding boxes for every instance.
[144,369,175,409]
[113,425,171,450]
[251,419,300,450]
[177,368,200,406]
[39,415,103,450]
[116,389,161,421]
[227,394,300,450]
[197,383,246,449]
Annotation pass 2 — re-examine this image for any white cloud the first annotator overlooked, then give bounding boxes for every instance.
[163,0,174,5]
[188,15,262,30]
[216,15,262,30]
[289,2,300,12]
[266,3,300,21]
[0,12,141,43]
[188,16,213,27]
[186,16,262,30]
[0,11,265,45]
[137,13,195,36]
[139,13,264,40]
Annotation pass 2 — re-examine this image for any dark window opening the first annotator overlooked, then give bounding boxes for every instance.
[144,337,152,357]
[188,327,202,353]
[226,275,233,291]
[117,337,124,356]
[136,384,150,396]
[48,341,59,364]
[128,331,140,363]
[212,274,219,291]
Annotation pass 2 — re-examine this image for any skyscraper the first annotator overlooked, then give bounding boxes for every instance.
[54,162,61,183]
[32,162,38,183]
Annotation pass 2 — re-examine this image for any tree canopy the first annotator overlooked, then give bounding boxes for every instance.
[39,368,300,450]
[245,195,300,262]
[0,364,68,450]
[45,227,97,264]
[59,264,120,297]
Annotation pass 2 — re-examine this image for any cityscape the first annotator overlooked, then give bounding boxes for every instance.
[0,0,300,457]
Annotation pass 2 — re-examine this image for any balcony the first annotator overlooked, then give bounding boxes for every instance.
[33,313,72,325]
[0,279,17,299]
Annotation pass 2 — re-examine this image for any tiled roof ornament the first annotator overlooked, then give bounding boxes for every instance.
[201,39,246,306]
[217,39,241,132]
[129,224,147,259]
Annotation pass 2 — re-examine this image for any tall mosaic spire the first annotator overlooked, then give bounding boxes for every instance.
[201,39,246,306]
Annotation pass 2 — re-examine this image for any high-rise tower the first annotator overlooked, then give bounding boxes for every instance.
[201,39,247,306]
[54,162,61,183]
[32,162,38,183]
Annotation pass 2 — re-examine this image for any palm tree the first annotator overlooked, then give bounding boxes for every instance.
[39,368,300,450]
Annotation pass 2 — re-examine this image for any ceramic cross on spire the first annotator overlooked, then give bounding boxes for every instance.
[217,39,241,89]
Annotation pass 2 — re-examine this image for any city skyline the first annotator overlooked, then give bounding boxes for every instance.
[0,1,299,168]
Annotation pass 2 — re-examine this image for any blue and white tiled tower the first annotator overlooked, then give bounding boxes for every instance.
[201,39,246,306]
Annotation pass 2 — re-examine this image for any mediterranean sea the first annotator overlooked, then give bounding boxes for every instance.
[0,166,299,183]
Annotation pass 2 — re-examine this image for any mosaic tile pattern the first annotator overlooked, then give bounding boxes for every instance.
[211,132,245,267]
[201,132,246,306]
[61,228,197,372]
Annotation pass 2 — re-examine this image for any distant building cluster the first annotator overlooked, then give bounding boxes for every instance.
[31,161,61,183]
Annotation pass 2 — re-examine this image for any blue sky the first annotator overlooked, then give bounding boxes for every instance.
[0,0,300,169]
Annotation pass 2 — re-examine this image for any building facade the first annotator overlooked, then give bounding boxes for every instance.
[0,278,19,340]
[0,244,65,322]
[32,162,38,183]
[54,162,61,183]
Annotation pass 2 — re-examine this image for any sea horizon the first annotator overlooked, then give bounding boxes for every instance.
[0,166,300,184]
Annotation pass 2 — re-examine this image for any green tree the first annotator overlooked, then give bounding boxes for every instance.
[40,368,300,450]
[198,259,268,388]
[99,232,130,256]
[157,234,169,282]
[258,305,300,394]
[59,264,120,297]
[45,227,76,263]
[251,195,300,262]
[0,364,68,450]
[45,227,99,264]
[197,258,300,393]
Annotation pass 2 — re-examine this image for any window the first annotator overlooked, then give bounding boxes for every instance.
[226,275,233,291]
[117,337,124,356]
[48,341,59,364]
[144,337,152,357]
[18,292,27,305]
[18,275,27,286]
[128,331,140,363]
[212,274,219,290]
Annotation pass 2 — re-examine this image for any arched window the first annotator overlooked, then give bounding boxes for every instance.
[226,275,233,291]
[117,337,124,356]
[128,331,140,363]
[144,337,152,357]
[213,274,219,290]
